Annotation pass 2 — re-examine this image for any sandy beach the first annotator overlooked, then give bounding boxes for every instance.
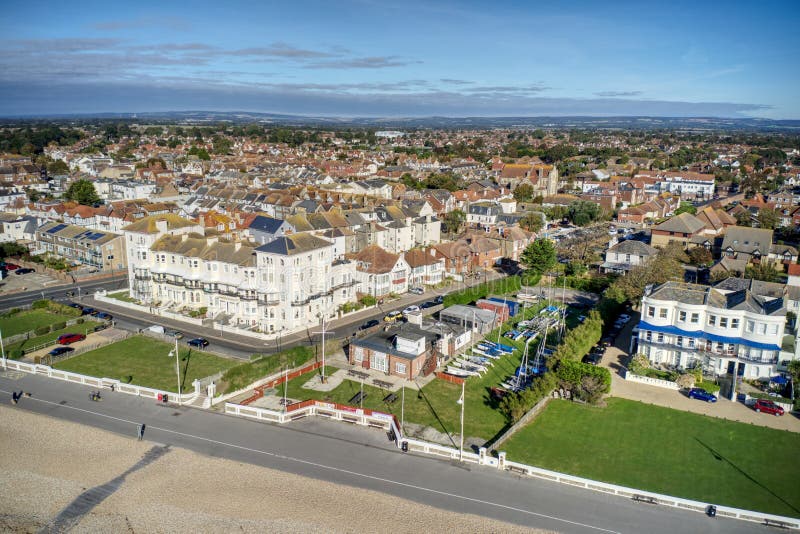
[0,405,547,533]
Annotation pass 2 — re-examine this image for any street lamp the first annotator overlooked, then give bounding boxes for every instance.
[456,380,465,461]
[1,328,6,369]
[168,336,181,405]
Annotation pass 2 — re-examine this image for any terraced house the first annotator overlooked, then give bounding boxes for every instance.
[35,221,127,272]
[635,280,795,382]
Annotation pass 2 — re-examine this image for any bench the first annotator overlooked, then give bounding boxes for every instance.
[764,518,794,529]
[383,393,398,404]
[374,379,393,389]
[348,369,370,380]
[631,494,658,505]
[349,391,366,405]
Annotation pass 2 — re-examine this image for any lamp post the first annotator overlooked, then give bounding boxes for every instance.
[456,380,465,461]
[169,337,181,405]
[1,328,6,369]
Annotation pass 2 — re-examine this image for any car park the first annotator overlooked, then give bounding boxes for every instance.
[49,346,74,357]
[402,305,420,315]
[187,337,209,348]
[360,319,380,330]
[754,399,784,416]
[57,333,86,345]
[15,267,35,275]
[688,388,717,402]
[409,286,424,295]
[383,311,403,322]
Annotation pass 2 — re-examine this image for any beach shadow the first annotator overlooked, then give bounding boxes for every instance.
[694,437,800,516]
[43,445,170,533]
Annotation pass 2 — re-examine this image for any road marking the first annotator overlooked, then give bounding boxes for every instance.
[0,387,619,533]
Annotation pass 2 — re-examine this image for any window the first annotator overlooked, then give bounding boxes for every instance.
[677,336,683,347]
[691,313,699,324]
[707,315,716,326]
[719,317,728,328]
[687,338,695,348]
[731,318,739,329]
[770,324,779,335]
[746,320,754,333]
[353,347,363,363]
[395,362,407,375]
[647,306,655,318]
[656,333,664,343]
[678,311,686,322]
[645,331,652,341]
[659,308,667,319]
[759,323,767,335]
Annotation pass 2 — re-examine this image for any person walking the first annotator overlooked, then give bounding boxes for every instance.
[137,423,146,441]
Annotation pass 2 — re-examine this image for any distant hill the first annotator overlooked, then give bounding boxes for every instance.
[3,110,800,131]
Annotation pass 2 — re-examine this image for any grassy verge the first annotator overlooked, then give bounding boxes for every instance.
[106,290,138,303]
[54,335,238,392]
[217,346,316,394]
[5,321,101,358]
[502,398,800,517]
[0,309,75,337]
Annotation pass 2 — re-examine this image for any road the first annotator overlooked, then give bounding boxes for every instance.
[0,274,128,311]
[0,372,776,534]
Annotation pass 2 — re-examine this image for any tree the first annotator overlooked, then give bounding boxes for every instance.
[567,200,602,226]
[787,360,800,397]
[520,238,556,276]
[64,179,100,206]
[676,374,696,390]
[442,210,465,234]
[519,212,544,233]
[47,159,69,175]
[745,260,782,282]
[757,208,780,230]
[687,247,712,266]
[674,201,697,216]
[513,183,534,202]
[735,210,752,227]
[26,189,41,202]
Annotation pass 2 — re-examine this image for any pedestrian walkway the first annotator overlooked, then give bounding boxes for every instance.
[601,315,800,433]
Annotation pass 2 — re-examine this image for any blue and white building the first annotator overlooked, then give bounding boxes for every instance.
[634,280,794,379]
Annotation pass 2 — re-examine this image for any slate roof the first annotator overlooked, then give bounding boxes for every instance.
[652,212,705,234]
[647,281,785,316]
[248,215,286,234]
[607,239,658,256]
[254,233,332,256]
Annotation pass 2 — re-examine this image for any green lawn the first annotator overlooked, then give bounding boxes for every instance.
[502,398,800,518]
[6,320,101,358]
[279,301,555,443]
[106,290,137,303]
[0,309,75,337]
[54,336,238,392]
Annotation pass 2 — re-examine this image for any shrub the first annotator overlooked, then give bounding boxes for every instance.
[34,326,50,335]
[32,299,49,309]
[695,380,720,394]
[443,275,529,307]
[628,354,651,375]
[9,348,24,360]
[554,359,611,393]
[676,373,696,389]
[51,321,66,331]
[499,373,557,423]
[76,318,84,324]
[359,295,377,307]
[551,310,603,363]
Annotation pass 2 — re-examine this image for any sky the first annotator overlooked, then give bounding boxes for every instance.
[1,0,798,118]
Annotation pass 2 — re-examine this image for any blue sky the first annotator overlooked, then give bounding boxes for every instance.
[1,0,798,118]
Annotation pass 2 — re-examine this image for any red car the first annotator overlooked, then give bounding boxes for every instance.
[57,333,86,345]
[754,399,785,416]
[4,263,20,270]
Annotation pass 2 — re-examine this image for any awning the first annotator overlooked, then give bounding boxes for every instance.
[638,321,781,351]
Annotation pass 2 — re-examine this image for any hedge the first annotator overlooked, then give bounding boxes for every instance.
[554,358,612,392]
[443,274,540,307]
[51,321,66,331]
[34,326,50,335]
[695,380,721,394]
[551,310,603,362]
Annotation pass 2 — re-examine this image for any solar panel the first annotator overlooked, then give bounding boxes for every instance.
[88,232,105,240]
[47,223,67,234]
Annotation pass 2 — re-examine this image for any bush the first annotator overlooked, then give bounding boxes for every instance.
[32,299,49,309]
[443,275,532,307]
[9,348,24,360]
[76,318,84,324]
[628,354,651,375]
[499,373,557,423]
[695,380,720,394]
[34,326,50,335]
[554,359,611,393]
[51,321,66,331]
[551,310,603,363]
[2,308,21,317]
[676,374,696,389]
[359,295,377,307]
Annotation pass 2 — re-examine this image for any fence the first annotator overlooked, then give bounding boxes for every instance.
[36,332,131,365]
[2,316,88,347]
[239,361,323,405]
[488,395,551,450]
[1,358,198,404]
[624,370,680,390]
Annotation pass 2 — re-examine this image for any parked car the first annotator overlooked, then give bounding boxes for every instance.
[81,307,95,316]
[187,337,209,348]
[48,346,74,357]
[688,388,717,403]
[89,310,101,317]
[418,301,434,309]
[3,263,20,271]
[409,287,424,295]
[57,333,86,345]
[67,303,83,311]
[96,312,112,320]
[15,268,35,275]
[754,398,784,416]
[383,310,403,323]
[433,295,444,305]
[402,305,420,315]
[582,353,602,365]
[165,329,184,339]
[360,319,380,330]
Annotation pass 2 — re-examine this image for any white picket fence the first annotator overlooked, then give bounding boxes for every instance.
[223,397,799,530]
[1,359,198,404]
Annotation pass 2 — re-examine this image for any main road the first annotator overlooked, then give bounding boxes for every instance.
[0,372,772,534]
[0,274,128,311]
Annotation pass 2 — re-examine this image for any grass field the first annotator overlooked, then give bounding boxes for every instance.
[0,309,75,337]
[502,398,800,517]
[279,301,558,442]
[54,336,238,392]
[106,290,137,303]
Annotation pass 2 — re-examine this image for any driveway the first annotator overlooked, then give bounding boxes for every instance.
[600,311,800,433]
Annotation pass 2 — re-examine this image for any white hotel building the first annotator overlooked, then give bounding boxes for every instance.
[635,281,794,379]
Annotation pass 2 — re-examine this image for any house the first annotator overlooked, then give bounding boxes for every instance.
[0,212,37,243]
[35,221,127,272]
[600,239,658,274]
[466,202,501,227]
[349,323,438,379]
[246,215,294,245]
[635,280,792,379]
[346,244,410,296]
[720,226,797,272]
[649,212,706,248]
[439,304,498,335]
[787,264,800,287]
[404,249,445,286]
[430,240,472,277]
